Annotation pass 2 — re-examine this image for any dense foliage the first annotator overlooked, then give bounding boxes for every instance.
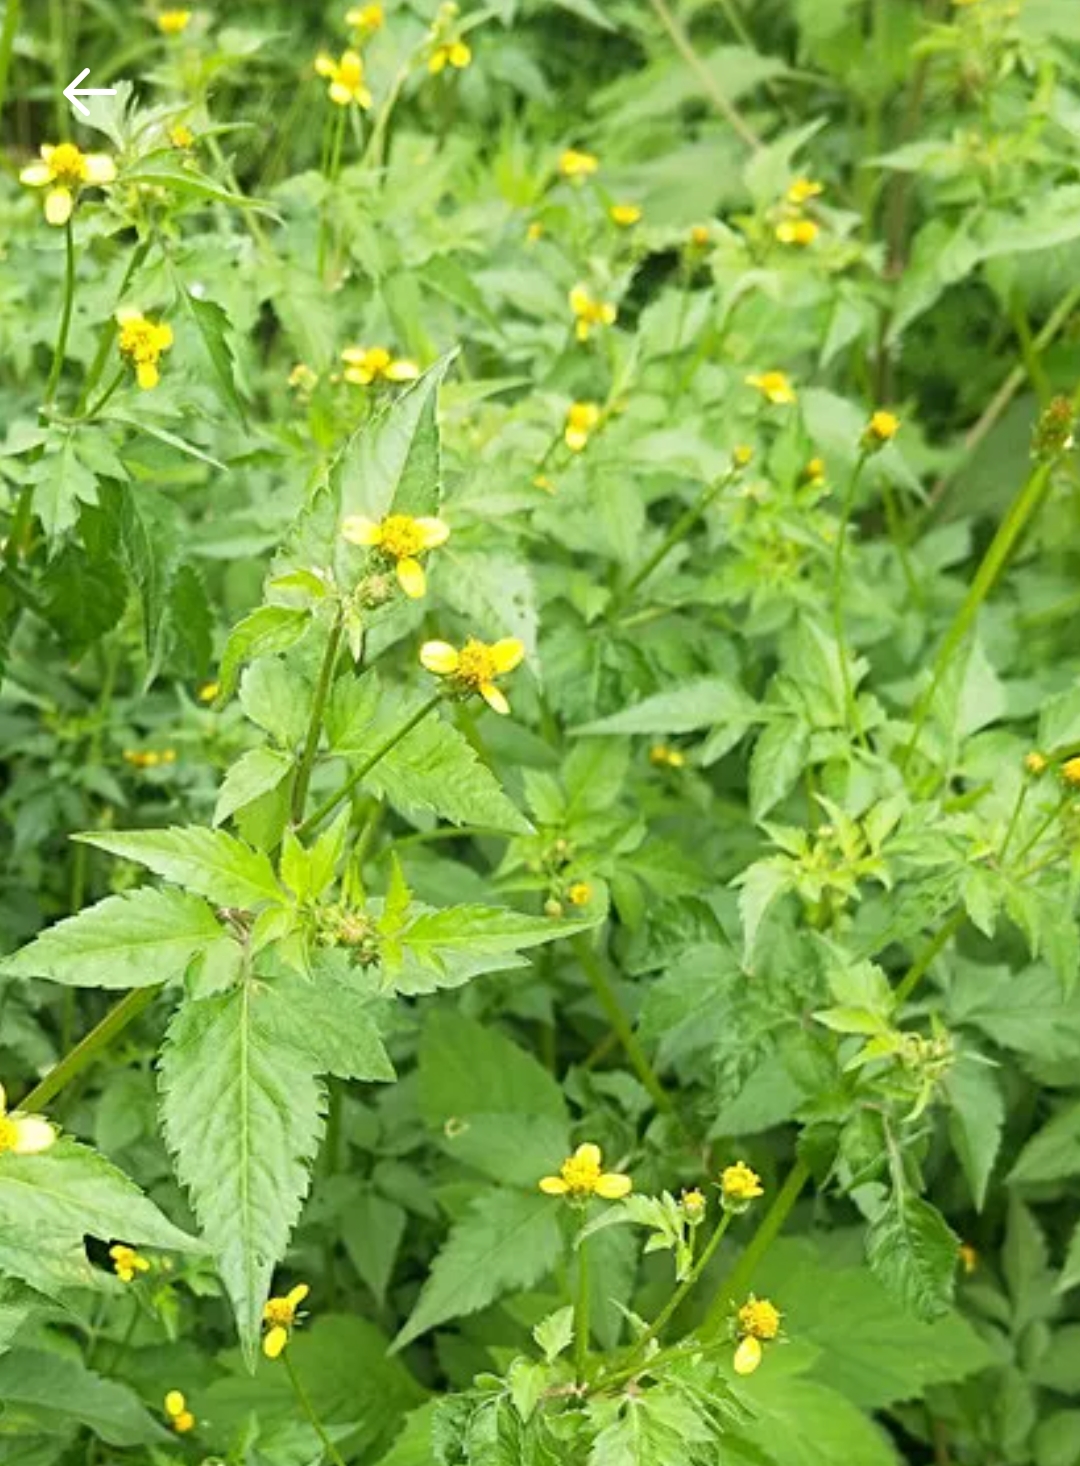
[3,0,1080,1462]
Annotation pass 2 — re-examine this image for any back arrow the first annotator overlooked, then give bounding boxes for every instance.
[63,68,117,118]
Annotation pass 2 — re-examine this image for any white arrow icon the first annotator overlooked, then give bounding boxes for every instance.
[63,68,116,118]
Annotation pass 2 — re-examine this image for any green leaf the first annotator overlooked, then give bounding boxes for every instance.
[174,277,248,426]
[240,658,311,747]
[218,604,311,701]
[575,678,758,737]
[390,902,592,993]
[750,719,809,821]
[732,1371,900,1466]
[0,1139,198,1298]
[0,1280,38,1359]
[1059,1220,1080,1293]
[160,985,326,1362]
[263,968,395,1083]
[947,1057,1004,1209]
[342,1190,407,1309]
[214,747,293,827]
[1009,1101,1080,1185]
[1,887,227,989]
[76,826,283,909]
[866,1193,959,1322]
[392,1188,562,1350]
[0,1348,167,1448]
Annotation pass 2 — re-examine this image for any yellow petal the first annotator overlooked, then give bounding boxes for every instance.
[733,1336,763,1375]
[595,1172,632,1199]
[84,154,116,184]
[164,1391,186,1417]
[115,306,139,324]
[396,557,426,599]
[386,358,420,382]
[565,428,587,452]
[575,320,590,342]
[429,49,447,73]
[263,1324,288,1359]
[415,517,450,549]
[341,515,381,546]
[574,1143,602,1168]
[287,1283,310,1309]
[315,53,335,76]
[539,1175,569,1194]
[479,682,510,715]
[490,638,525,674]
[344,365,375,385]
[420,640,459,675]
[329,81,352,105]
[155,322,174,349]
[356,85,373,109]
[136,361,160,390]
[450,41,472,67]
[44,187,73,226]
[0,1080,6,1113]
[12,1114,56,1154]
[340,345,367,364]
[19,162,51,187]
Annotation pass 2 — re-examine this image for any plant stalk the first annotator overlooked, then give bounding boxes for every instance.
[292,615,344,824]
[571,936,674,1118]
[44,219,76,405]
[284,1351,348,1466]
[20,986,159,1113]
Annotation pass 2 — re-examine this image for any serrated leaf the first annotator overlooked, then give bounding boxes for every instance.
[750,718,808,821]
[174,277,248,426]
[1009,1101,1080,1185]
[214,747,293,827]
[0,1348,168,1447]
[262,969,395,1082]
[76,826,283,909]
[160,985,326,1362]
[1,887,227,989]
[390,903,593,993]
[947,1057,1004,1209]
[575,678,758,737]
[218,604,311,701]
[866,1193,958,1322]
[392,1189,562,1350]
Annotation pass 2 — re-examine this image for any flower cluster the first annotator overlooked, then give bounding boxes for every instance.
[110,1244,151,1283]
[164,1390,195,1433]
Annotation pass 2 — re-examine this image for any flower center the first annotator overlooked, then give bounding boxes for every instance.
[560,1153,601,1194]
[456,640,498,688]
[738,1299,781,1339]
[379,515,427,560]
[264,1297,295,1327]
[119,319,163,363]
[0,1116,18,1153]
[49,144,88,187]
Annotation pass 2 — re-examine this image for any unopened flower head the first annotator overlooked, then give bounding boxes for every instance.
[682,1188,707,1222]
[559,148,598,180]
[116,310,174,390]
[420,636,525,715]
[168,123,195,149]
[720,1160,764,1212]
[0,1081,56,1156]
[650,744,686,769]
[746,370,797,406]
[110,1244,151,1283]
[20,142,116,226]
[959,1242,979,1274]
[787,177,824,205]
[341,512,449,599]
[315,49,372,107]
[164,1390,195,1433]
[565,401,601,452]
[262,1282,309,1359]
[570,285,617,342]
[610,203,642,227]
[1025,750,1047,776]
[341,345,419,386]
[801,456,826,486]
[539,1142,631,1201]
[567,881,592,906]
[157,9,192,34]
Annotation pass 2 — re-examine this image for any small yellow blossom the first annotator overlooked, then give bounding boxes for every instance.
[610,203,642,227]
[689,223,711,248]
[1062,756,1080,787]
[776,218,819,247]
[197,680,220,704]
[865,409,901,445]
[288,362,318,394]
[116,310,174,390]
[682,1188,707,1221]
[787,177,824,205]
[429,38,472,73]
[567,882,593,906]
[650,744,686,769]
[721,1161,764,1211]
[157,9,192,35]
[123,749,176,769]
[168,123,195,150]
[341,345,419,386]
[420,636,525,716]
[110,1244,151,1283]
[262,1282,310,1360]
[733,445,754,468]
[733,1295,781,1374]
[526,220,544,242]
[346,3,384,33]
[20,142,116,226]
[539,1142,632,1200]
[1025,751,1047,776]
[315,49,372,107]
[565,401,601,452]
[746,370,797,406]
[0,1082,56,1156]
[340,512,449,599]
[959,1242,979,1274]
[534,473,556,493]
[570,285,617,342]
[801,456,826,485]
[164,1390,195,1433]
[559,148,599,180]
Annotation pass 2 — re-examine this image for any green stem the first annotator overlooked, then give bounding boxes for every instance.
[283,1350,347,1466]
[574,1230,591,1384]
[571,936,674,1118]
[624,1211,733,1367]
[81,368,124,422]
[646,0,761,150]
[699,1158,810,1339]
[998,778,1030,863]
[44,219,76,406]
[611,471,730,616]
[891,908,965,1010]
[831,451,869,742]
[20,987,158,1113]
[296,694,442,840]
[75,237,152,414]
[0,0,21,121]
[1011,790,1070,866]
[291,615,344,824]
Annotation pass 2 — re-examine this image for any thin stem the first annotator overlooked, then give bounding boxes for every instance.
[571,936,674,1119]
[624,1211,733,1367]
[699,1158,810,1339]
[574,1230,591,1385]
[892,908,965,1010]
[998,778,1030,863]
[283,1350,347,1466]
[292,615,344,824]
[831,451,869,743]
[1011,790,1070,866]
[81,368,124,422]
[611,471,731,617]
[646,0,761,151]
[296,694,442,840]
[75,237,152,414]
[0,0,22,122]
[44,219,76,405]
[20,987,158,1113]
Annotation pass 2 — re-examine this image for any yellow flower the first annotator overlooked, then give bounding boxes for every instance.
[689,223,711,247]
[429,39,472,73]
[746,370,796,406]
[346,3,384,33]
[110,1244,151,1283]
[0,1082,56,1156]
[865,409,901,444]
[420,636,525,716]
[733,1294,781,1374]
[1025,750,1047,775]
[20,142,116,226]
[776,218,819,247]
[650,744,686,769]
[610,202,642,227]
[570,285,617,342]
[116,310,174,390]
[315,49,372,107]
[1062,756,1080,787]
[533,472,556,494]
[721,1161,764,1211]
[262,1282,310,1360]
[539,1142,632,1200]
[526,220,544,242]
[559,148,598,180]
[682,1188,707,1221]
[801,456,826,485]
[340,512,450,599]
[565,401,601,452]
[164,1390,195,1433]
[959,1242,978,1274]
[168,123,195,149]
[157,9,192,34]
[787,177,823,205]
[567,881,592,906]
[733,445,754,468]
[197,680,220,704]
[341,345,419,386]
